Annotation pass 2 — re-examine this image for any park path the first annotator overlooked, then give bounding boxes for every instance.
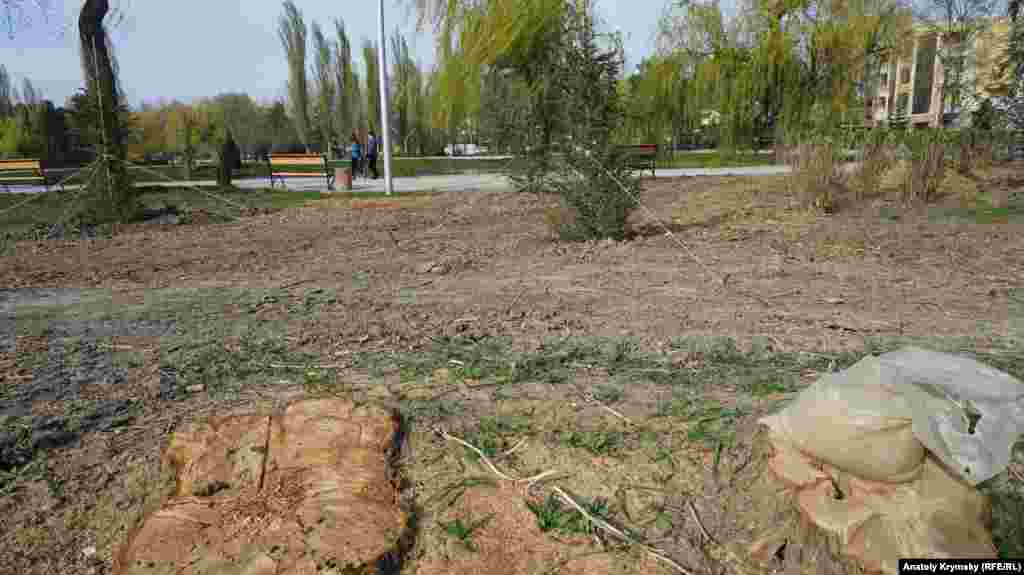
[3,165,791,195]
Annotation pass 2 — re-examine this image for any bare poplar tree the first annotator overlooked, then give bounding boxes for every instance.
[363,40,380,133]
[335,19,355,141]
[312,22,335,153]
[21,77,39,108]
[279,0,311,151]
[0,65,12,117]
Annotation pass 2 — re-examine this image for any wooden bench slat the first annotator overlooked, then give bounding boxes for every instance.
[0,162,43,171]
[0,176,45,181]
[270,159,325,166]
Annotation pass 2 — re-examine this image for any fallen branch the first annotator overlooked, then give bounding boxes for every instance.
[583,392,633,425]
[504,284,529,316]
[1009,463,1024,484]
[439,428,551,484]
[687,499,716,544]
[267,362,348,370]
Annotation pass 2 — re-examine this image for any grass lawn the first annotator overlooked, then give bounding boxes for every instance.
[657,150,779,169]
[1,164,1022,574]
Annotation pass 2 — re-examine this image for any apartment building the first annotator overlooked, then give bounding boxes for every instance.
[864,17,1012,128]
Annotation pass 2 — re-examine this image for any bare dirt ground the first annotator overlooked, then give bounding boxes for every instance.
[1,168,1023,574]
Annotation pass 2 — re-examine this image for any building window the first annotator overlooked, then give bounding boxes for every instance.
[901,67,911,84]
[879,97,887,108]
[880,73,888,87]
[897,93,909,116]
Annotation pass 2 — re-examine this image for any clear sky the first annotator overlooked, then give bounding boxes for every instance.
[1,0,680,109]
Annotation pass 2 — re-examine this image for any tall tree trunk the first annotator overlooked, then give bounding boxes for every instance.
[79,0,130,221]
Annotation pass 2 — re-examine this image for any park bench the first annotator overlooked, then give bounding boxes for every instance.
[617,144,658,176]
[267,153,334,189]
[0,158,61,192]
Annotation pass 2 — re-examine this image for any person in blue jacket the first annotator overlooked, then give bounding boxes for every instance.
[350,133,362,179]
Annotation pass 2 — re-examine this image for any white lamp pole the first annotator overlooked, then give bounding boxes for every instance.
[377,0,393,195]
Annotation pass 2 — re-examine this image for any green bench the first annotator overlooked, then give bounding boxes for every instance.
[617,144,658,176]
[0,158,61,192]
[267,153,335,189]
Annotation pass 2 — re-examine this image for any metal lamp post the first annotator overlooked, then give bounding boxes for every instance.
[377,0,393,195]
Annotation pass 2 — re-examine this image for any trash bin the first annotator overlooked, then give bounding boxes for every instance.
[337,167,352,191]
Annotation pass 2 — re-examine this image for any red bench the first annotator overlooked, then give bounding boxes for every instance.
[617,144,658,176]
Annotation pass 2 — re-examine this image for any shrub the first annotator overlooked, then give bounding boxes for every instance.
[902,129,946,204]
[510,2,639,241]
[786,141,842,212]
[852,130,896,201]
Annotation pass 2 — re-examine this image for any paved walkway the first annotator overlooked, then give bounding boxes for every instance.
[253,166,792,194]
[4,165,791,195]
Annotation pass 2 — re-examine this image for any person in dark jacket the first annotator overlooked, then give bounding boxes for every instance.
[350,133,362,179]
[366,129,379,179]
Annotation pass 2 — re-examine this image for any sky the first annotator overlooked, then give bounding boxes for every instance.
[0,0,691,109]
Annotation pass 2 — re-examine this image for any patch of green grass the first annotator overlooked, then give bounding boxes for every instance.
[511,337,635,385]
[424,477,498,509]
[463,415,532,461]
[403,398,464,422]
[656,151,778,170]
[0,457,48,497]
[136,187,322,215]
[928,191,1024,225]
[657,394,746,449]
[9,287,341,397]
[878,205,903,221]
[664,335,862,393]
[161,321,317,397]
[0,187,323,252]
[287,287,338,316]
[0,191,78,239]
[525,493,611,536]
[1010,289,1024,342]
[560,430,624,456]
[354,335,517,386]
[439,513,495,551]
[591,383,624,404]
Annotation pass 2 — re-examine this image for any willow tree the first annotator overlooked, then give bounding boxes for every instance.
[334,19,355,141]
[657,0,910,147]
[429,35,482,152]
[916,0,998,120]
[279,0,311,150]
[312,22,335,151]
[997,3,1024,129]
[626,54,689,146]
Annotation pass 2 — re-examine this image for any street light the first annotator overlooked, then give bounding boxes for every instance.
[377,0,393,195]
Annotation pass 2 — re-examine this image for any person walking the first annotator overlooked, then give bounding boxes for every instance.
[366,129,379,179]
[350,133,362,180]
